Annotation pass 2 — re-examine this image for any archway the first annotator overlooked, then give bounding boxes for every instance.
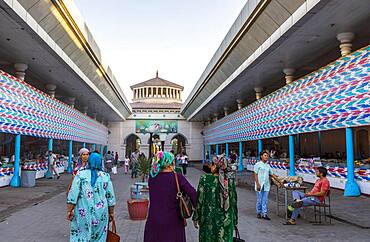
[171,134,188,155]
[125,134,141,157]
[357,129,369,159]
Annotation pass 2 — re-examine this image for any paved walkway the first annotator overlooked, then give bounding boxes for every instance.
[0,167,369,241]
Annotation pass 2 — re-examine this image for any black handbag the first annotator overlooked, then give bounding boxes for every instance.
[174,171,194,219]
[233,226,245,242]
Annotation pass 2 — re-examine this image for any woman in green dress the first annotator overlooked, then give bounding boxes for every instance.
[193,155,238,242]
[66,152,116,242]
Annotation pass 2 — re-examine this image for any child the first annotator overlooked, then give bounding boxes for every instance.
[124,155,130,174]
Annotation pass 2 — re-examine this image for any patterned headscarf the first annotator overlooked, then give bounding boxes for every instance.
[213,155,230,211]
[150,151,174,177]
[88,153,103,187]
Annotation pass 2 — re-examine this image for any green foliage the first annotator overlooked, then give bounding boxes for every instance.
[137,154,151,182]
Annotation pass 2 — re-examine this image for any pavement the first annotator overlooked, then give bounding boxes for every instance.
[0,167,369,242]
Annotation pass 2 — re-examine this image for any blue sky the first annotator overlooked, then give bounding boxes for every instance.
[74,0,246,101]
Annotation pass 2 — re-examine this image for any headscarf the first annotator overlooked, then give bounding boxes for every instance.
[213,155,230,211]
[74,148,90,174]
[79,148,90,156]
[150,151,174,177]
[88,153,103,187]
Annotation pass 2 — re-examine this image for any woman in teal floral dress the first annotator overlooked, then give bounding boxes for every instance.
[193,156,238,242]
[66,153,116,242]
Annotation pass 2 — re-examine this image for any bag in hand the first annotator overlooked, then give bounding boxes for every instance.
[107,220,120,242]
[233,226,245,242]
[174,171,194,219]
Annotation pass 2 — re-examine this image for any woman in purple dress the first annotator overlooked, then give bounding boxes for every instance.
[144,151,197,242]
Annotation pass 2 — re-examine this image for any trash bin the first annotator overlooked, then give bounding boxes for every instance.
[21,170,36,187]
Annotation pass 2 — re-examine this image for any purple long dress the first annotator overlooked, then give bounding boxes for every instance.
[144,172,197,242]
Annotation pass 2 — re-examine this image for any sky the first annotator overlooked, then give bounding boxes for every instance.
[74,0,247,102]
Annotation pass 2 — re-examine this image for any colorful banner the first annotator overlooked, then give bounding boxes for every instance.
[0,70,108,144]
[135,120,178,134]
[204,45,370,144]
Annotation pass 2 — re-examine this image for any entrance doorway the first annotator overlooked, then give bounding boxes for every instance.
[126,134,141,157]
[171,134,187,155]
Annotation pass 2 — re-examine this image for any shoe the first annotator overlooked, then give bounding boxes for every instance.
[257,214,262,219]
[262,215,271,220]
[57,176,60,180]
[292,200,303,208]
[283,219,296,225]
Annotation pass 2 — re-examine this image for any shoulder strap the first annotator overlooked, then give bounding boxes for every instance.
[173,171,181,195]
[109,219,117,233]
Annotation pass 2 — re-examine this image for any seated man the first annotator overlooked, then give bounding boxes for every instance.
[284,166,330,225]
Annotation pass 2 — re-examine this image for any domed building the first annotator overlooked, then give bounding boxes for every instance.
[108,72,203,160]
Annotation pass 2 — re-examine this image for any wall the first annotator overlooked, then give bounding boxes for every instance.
[107,120,204,161]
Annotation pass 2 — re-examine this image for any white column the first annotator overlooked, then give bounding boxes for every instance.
[283,68,295,85]
[224,107,229,116]
[337,32,354,56]
[14,63,28,81]
[67,97,76,108]
[46,84,57,98]
[236,99,243,110]
[83,106,88,115]
[254,87,263,100]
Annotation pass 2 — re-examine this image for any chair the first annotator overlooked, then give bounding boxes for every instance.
[312,190,332,224]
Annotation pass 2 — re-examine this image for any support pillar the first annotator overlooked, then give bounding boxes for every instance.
[10,134,21,187]
[100,145,103,155]
[216,144,219,155]
[202,144,205,164]
[67,140,73,173]
[289,135,296,176]
[283,68,295,85]
[225,143,229,157]
[46,84,57,98]
[83,143,86,148]
[344,127,361,196]
[236,99,243,110]
[14,63,28,81]
[208,144,211,157]
[337,32,354,56]
[238,141,243,171]
[92,144,96,151]
[254,87,263,100]
[258,139,263,159]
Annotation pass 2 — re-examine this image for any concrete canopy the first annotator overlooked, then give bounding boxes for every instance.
[181,0,370,122]
[0,0,131,122]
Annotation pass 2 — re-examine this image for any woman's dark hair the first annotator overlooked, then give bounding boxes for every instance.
[317,166,327,177]
[260,151,269,158]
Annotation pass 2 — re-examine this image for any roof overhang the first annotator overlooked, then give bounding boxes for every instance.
[181,0,370,121]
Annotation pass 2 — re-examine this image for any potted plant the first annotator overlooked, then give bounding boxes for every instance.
[127,154,151,220]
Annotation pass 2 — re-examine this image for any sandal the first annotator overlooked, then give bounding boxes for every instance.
[283,220,296,225]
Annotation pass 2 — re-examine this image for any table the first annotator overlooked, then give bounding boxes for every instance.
[275,185,308,219]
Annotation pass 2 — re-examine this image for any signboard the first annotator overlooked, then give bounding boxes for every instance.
[135,120,178,134]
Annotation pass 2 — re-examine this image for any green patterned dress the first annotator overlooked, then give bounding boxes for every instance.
[67,170,116,242]
[193,174,238,242]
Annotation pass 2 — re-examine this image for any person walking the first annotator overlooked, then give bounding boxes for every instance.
[66,153,116,242]
[254,151,281,220]
[180,152,188,176]
[192,155,238,242]
[104,151,113,173]
[114,152,119,166]
[47,150,60,179]
[144,151,197,242]
[124,155,130,174]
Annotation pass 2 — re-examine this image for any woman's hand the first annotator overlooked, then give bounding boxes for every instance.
[66,210,74,221]
[193,220,199,229]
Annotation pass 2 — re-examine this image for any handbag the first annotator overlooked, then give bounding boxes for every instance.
[233,226,245,242]
[107,219,120,242]
[173,171,194,219]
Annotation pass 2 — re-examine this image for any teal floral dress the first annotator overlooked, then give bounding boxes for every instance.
[67,169,116,242]
[193,174,238,242]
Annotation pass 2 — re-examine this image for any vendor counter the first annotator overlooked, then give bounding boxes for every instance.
[0,160,65,187]
[244,157,370,195]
